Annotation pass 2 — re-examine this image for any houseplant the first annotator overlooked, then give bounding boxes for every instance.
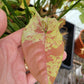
[0,0,83,38]
[0,0,84,83]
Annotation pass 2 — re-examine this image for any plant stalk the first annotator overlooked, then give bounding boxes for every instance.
[23,0,31,24]
[57,0,81,20]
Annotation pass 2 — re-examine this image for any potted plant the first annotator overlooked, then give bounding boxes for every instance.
[75,29,84,58]
[0,0,84,83]
[0,0,83,37]
[0,0,83,70]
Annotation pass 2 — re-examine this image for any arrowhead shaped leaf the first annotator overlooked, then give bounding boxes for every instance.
[22,7,64,84]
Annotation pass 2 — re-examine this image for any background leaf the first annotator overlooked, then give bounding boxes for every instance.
[79,13,84,24]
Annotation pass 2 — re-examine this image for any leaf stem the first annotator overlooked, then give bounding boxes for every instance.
[23,0,31,24]
[57,0,81,20]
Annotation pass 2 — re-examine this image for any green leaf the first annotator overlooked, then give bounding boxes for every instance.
[6,0,18,3]
[79,13,84,24]
[2,0,25,28]
[40,0,46,7]
[6,0,21,8]
[70,1,75,6]
[78,8,84,13]
[8,19,19,31]
[58,0,81,20]
[23,0,31,24]
[51,0,57,5]
[73,1,84,24]
[0,0,4,8]
[15,10,25,16]
[74,2,83,8]
[12,23,20,31]
[34,0,41,12]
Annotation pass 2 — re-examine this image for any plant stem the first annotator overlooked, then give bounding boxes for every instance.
[23,0,31,24]
[57,0,81,20]
[48,0,52,14]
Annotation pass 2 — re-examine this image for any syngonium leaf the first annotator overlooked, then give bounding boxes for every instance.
[22,7,64,84]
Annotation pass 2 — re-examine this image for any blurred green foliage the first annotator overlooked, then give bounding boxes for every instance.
[0,0,84,38]
[74,1,84,23]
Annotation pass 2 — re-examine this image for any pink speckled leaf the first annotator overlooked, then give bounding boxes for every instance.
[22,7,64,84]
